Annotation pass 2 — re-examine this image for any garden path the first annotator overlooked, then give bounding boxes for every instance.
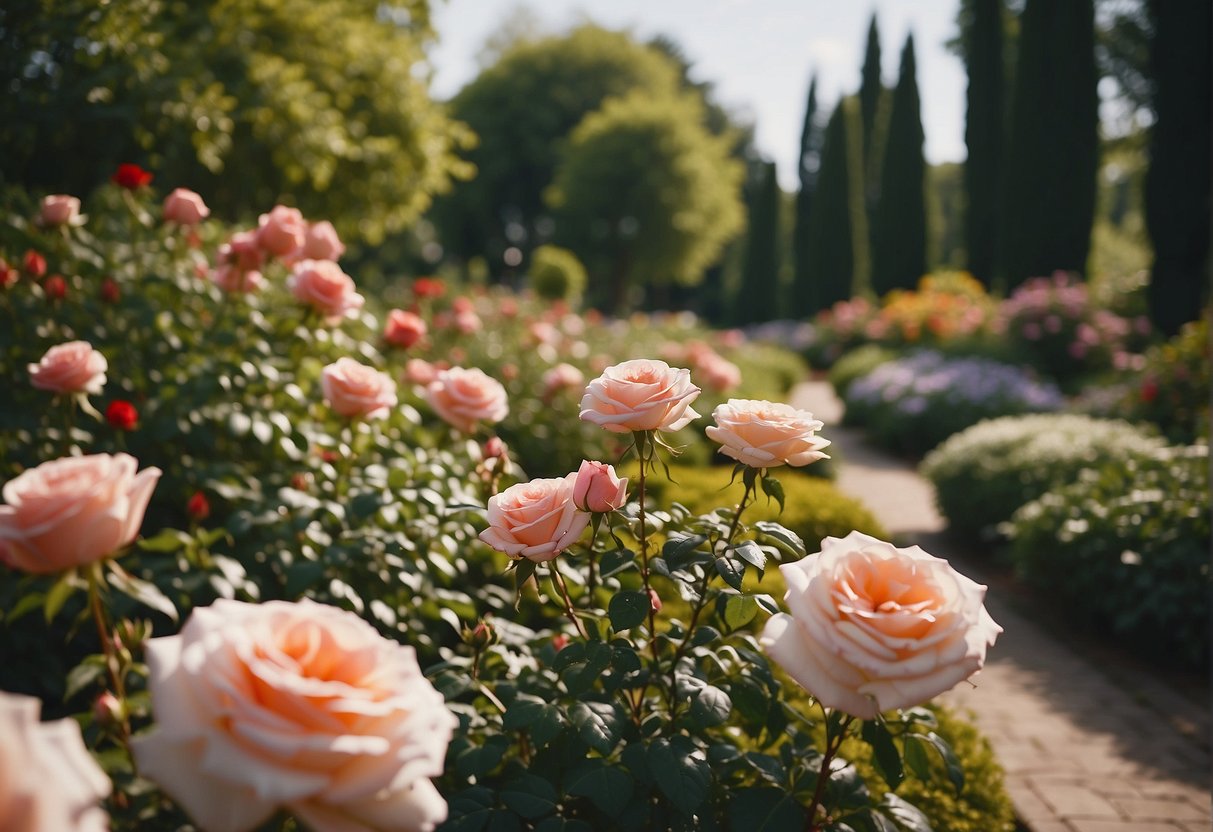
[789,379,1212,832]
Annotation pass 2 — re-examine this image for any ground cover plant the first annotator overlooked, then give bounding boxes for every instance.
[0,178,1013,831]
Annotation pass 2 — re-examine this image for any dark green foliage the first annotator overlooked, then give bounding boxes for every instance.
[736,161,783,324]
[921,414,1168,543]
[528,245,587,304]
[963,0,1005,287]
[791,76,823,318]
[859,14,884,172]
[1144,0,1212,336]
[1001,0,1099,289]
[803,99,868,313]
[872,34,928,296]
[1006,445,1210,668]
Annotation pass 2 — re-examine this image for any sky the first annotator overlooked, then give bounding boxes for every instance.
[426,0,968,190]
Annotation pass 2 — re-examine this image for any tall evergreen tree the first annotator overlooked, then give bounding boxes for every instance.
[804,99,868,312]
[963,0,1005,287]
[791,75,823,317]
[1000,0,1098,288]
[859,15,883,167]
[1144,0,1211,336]
[736,161,782,324]
[872,34,928,296]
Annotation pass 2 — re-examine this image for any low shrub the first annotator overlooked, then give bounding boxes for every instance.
[1004,444,1210,668]
[1117,316,1211,443]
[844,351,1064,456]
[921,414,1168,543]
[829,344,901,399]
[528,244,587,304]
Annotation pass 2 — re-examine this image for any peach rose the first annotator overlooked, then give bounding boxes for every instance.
[384,310,427,349]
[760,531,1002,719]
[706,399,831,469]
[426,367,508,434]
[572,460,627,513]
[479,474,590,562]
[162,188,210,226]
[39,194,82,227]
[541,363,584,402]
[212,264,265,294]
[131,599,455,832]
[287,260,365,323]
[403,358,438,386]
[0,453,161,574]
[579,358,701,434]
[695,353,742,393]
[29,341,107,395]
[300,220,345,262]
[322,358,397,420]
[255,205,307,257]
[0,692,111,832]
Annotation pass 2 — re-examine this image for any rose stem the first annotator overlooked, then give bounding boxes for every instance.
[87,563,131,747]
[804,709,855,831]
[550,565,589,639]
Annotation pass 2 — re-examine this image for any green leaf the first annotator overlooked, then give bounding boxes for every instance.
[907,732,964,795]
[862,720,904,790]
[826,763,871,811]
[503,693,548,730]
[754,520,806,559]
[902,731,931,780]
[530,704,567,747]
[43,571,79,623]
[691,625,721,646]
[64,655,107,700]
[104,563,178,622]
[501,773,558,820]
[599,548,635,578]
[730,540,767,576]
[136,528,191,553]
[648,736,710,816]
[728,787,807,831]
[760,474,785,512]
[689,685,732,727]
[880,793,933,832]
[455,736,509,779]
[514,560,537,610]
[534,819,592,832]
[662,533,708,562]
[284,559,325,597]
[445,787,494,832]
[6,591,45,624]
[569,701,622,753]
[608,591,649,632]
[566,761,634,816]
[715,556,745,591]
[722,594,759,629]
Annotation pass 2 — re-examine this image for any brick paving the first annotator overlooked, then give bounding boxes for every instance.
[790,380,1212,832]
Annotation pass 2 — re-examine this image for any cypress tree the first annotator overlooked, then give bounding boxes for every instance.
[963,0,1004,288]
[859,15,883,168]
[736,161,782,324]
[1001,0,1098,288]
[1144,0,1211,336]
[872,34,928,296]
[804,99,868,311]
[791,75,822,317]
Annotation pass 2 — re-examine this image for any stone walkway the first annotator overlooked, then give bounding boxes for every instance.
[790,380,1212,832]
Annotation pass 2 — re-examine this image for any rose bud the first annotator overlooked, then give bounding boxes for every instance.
[290,472,313,492]
[39,194,81,227]
[572,460,628,513]
[112,163,153,190]
[186,491,210,522]
[22,250,46,278]
[551,633,569,653]
[93,691,124,728]
[649,588,662,613]
[43,274,66,301]
[105,400,139,431]
[482,436,507,461]
[99,276,120,304]
[162,188,210,226]
[463,619,497,649]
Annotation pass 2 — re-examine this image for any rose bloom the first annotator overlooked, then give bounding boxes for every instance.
[427,367,508,434]
[111,163,152,189]
[0,691,111,832]
[322,357,398,420]
[706,399,831,469]
[411,277,445,299]
[212,265,265,294]
[162,188,210,226]
[39,194,81,227]
[105,400,139,431]
[572,460,628,513]
[579,358,701,434]
[131,598,455,832]
[23,249,47,278]
[696,353,742,393]
[403,358,438,387]
[541,363,584,401]
[0,453,161,574]
[384,309,427,349]
[760,531,1002,719]
[29,341,107,395]
[479,474,590,562]
[288,260,365,323]
[43,274,67,301]
[299,220,345,262]
[219,230,265,273]
[454,310,482,335]
[255,205,308,257]
[187,491,211,522]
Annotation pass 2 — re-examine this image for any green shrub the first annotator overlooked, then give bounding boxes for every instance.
[829,344,901,398]
[921,414,1168,543]
[1119,316,1211,443]
[1005,443,1210,667]
[527,244,587,304]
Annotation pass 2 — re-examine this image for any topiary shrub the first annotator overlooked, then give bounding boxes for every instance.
[921,413,1169,543]
[829,344,901,399]
[1004,443,1210,668]
[527,244,587,304]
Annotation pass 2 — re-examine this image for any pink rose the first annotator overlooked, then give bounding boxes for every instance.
[384,309,427,349]
[454,310,482,335]
[162,188,210,226]
[287,260,365,323]
[426,367,508,433]
[760,531,1002,719]
[300,220,345,261]
[541,363,584,402]
[255,205,307,257]
[322,358,397,420]
[403,358,438,386]
[479,474,590,562]
[218,230,265,273]
[29,341,107,395]
[39,194,81,227]
[572,460,628,513]
[706,399,831,469]
[0,453,161,574]
[212,264,265,294]
[579,358,701,434]
[0,692,111,832]
[696,353,742,393]
[131,599,455,832]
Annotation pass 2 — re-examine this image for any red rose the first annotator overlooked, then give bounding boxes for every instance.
[186,491,210,521]
[411,277,445,299]
[105,400,138,431]
[1140,379,1159,404]
[0,262,14,289]
[43,275,67,301]
[23,250,46,278]
[100,277,120,304]
[112,163,153,190]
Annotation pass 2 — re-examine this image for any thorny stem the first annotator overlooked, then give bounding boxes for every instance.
[87,564,131,748]
[805,710,855,831]
[550,566,588,639]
